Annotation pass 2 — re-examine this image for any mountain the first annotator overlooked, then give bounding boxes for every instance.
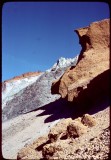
[2,56,78,121]
[2,19,110,160]
[2,72,42,109]
[47,56,78,72]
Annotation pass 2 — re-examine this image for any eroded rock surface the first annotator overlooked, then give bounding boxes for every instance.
[51,19,110,103]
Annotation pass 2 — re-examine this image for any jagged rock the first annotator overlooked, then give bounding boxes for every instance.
[48,118,72,142]
[49,56,78,72]
[42,142,62,159]
[81,114,96,127]
[42,144,55,159]
[67,120,87,138]
[51,19,110,103]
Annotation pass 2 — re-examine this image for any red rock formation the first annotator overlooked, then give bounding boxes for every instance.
[51,19,110,102]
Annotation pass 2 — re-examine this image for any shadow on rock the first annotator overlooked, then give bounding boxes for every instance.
[36,69,110,123]
[35,140,51,151]
[72,69,110,114]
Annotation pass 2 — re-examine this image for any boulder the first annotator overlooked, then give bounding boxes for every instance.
[81,114,96,127]
[67,120,87,138]
[42,142,62,159]
[42,144,56,159]
[48,118,73,142]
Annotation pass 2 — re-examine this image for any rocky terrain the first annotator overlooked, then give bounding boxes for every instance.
[17,107,110,159]
[2,19,110,159]
[2,56,78,159]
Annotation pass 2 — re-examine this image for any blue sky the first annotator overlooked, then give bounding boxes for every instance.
[2,2,109,81]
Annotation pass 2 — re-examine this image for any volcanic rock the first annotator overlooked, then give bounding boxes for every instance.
[51,19,110,103]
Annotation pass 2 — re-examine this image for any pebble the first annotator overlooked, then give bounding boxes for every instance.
[67,127,110,159]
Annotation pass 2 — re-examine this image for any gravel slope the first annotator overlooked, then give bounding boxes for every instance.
[2,109,61,159]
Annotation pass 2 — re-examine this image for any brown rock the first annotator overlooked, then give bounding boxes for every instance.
[42,142,62,159]
[17,135,48,159]
[67,120,87,138]
[17,146,39,160]
[51,19,110,103]
[81,114,96,127]
[42,144,55,159]
[48,118,72,142]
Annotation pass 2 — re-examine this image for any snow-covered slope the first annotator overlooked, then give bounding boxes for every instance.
[2,56,78,121]
[2,74,43,109]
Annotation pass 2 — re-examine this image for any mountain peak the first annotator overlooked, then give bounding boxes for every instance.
[47,55,78,72]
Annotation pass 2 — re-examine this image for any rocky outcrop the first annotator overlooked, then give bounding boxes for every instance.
[81,114,96,127]
[48,118,72,142]
[51,19,110,103]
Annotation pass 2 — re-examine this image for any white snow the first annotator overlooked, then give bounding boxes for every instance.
[46,55,78,72]
[2,74,43,108]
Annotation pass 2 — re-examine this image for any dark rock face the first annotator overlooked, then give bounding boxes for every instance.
[72,69,110,109]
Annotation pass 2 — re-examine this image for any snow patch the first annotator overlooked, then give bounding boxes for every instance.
[2,74,43,108]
